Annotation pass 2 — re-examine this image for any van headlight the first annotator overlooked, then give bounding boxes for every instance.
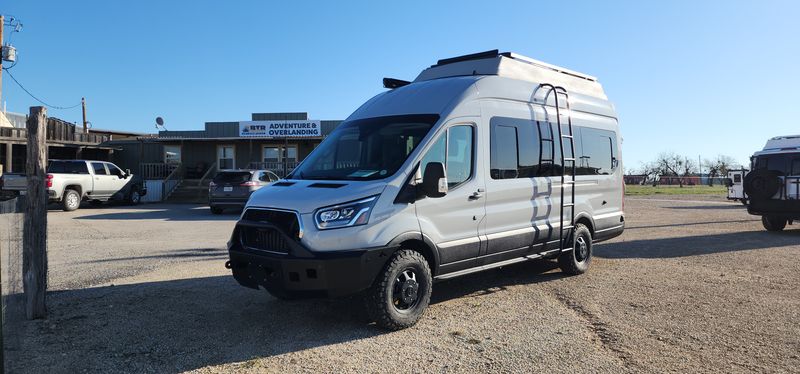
[314,195,379,230]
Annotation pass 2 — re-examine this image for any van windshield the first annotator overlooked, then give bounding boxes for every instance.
[290,114,439,181]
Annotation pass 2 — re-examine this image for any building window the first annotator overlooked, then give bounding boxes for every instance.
[164,145,181,165]
[218,145,235,170]
[263,147,280,163]
[263,146,297,163]
[285,146,298,162]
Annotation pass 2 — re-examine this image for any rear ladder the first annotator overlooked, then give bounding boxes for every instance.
[539,84,577,251]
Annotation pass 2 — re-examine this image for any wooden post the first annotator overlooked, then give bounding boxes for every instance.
[23,106,48,319]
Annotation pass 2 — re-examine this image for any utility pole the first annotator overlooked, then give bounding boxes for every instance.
[1,15,5,106]
[81,97,87,133]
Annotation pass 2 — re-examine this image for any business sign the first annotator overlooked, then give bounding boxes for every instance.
[239,120,322,138]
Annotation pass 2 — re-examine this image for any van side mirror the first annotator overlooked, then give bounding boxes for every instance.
[422,162,447,198]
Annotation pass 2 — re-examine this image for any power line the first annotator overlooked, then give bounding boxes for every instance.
[1,68,81,110]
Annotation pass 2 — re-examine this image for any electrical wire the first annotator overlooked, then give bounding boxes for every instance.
[1,68,81,110]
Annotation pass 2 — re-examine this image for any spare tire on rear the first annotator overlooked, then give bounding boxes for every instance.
[744,169,782,200]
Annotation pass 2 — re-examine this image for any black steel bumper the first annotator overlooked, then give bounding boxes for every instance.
[227,221,397,297]
[747,199,800,219]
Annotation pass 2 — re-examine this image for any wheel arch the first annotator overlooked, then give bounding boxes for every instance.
[387,232,440,276]
[574,212,595,236]
[64,184,83,199]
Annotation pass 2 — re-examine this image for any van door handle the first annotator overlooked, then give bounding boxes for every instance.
[469,188,485,200]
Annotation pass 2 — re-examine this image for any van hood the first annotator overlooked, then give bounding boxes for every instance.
[245,179,388,214]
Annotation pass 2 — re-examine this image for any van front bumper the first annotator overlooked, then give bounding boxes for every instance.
[227,223,397,297]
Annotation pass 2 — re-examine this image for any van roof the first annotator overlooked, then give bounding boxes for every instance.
[414,50,606,99]
[754,135,800,156]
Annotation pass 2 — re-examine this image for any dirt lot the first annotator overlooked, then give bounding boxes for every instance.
[4,196,799,373]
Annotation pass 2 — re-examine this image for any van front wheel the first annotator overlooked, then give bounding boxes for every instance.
[365,249,432,330]
[558,223,592,275]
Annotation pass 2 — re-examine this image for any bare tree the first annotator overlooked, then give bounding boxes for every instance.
[653,151,697,187]
[703,155,738,186]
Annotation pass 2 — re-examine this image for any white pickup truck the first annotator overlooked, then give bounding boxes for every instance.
[1,160,146,211]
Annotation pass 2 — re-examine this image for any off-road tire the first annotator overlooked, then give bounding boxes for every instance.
[365,249,432,330]
[558,223,592,275]
[63,189,81,211]
[762,215,787,232]
[210,206,223,215]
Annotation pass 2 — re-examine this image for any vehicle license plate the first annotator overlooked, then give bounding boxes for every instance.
[223,187,233,192]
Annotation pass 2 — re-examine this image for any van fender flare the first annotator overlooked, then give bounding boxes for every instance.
[387,231,441,275]
[573,212,596,235]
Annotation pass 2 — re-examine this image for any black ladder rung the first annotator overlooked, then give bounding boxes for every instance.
[563,157,576,162]
[563,180,575,184]
[563,203,574,207]
[562,225,574,230]
[561,135,574,139]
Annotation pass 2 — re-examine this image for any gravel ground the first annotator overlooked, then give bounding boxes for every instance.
[3,196,799,373]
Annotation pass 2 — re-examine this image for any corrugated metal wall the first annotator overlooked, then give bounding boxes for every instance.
[109,140,164,172]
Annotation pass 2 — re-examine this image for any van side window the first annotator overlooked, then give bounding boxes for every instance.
[490,125,519,179]
[577,128,617,176]
[420,125,474,188]
[91,162,108,175]
[536,122,563,177]
[446,126,473,186]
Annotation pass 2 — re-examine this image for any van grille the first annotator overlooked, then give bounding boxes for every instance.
[241,227,289,254]
[239,208,301,254]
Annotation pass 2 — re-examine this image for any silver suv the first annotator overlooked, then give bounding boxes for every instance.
[209,170,279,214]
[225,51,625,329]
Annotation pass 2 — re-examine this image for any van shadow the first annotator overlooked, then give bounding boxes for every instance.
[432,260,563,304]
[72,204,239,222]
[595,229,800,259]
[7,259,565,373]
[663,204,743,210]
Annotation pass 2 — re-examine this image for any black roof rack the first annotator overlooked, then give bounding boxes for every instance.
[435,49,499,67]
[383,77,411,89]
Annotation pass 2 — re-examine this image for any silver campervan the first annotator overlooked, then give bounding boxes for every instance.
[226,50,624,330]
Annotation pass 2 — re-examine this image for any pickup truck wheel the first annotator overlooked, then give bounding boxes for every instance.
[128,190,141,205]
[558,223,592,275]
[63,189,81,211]
[365,249,432,330]
[762,215,787,231]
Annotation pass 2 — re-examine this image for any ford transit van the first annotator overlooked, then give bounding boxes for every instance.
[226,50,624,330]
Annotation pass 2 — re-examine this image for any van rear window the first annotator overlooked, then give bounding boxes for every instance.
[47,161,89,174]
[213,172,252,184]
[489,117,618,179]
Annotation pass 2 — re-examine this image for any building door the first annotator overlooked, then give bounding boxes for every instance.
[218,145,235,170]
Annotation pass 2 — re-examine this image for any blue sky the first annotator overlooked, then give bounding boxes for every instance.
[2,1,798,169]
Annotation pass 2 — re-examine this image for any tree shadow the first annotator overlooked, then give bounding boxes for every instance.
[595,229,800,259]
[5,258,567,373]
